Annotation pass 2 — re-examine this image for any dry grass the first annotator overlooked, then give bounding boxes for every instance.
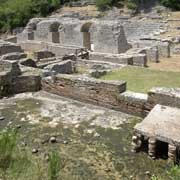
[160,11,180,38]
[148,55,180,72]
[170,11,180,19]
[54,5,99,17]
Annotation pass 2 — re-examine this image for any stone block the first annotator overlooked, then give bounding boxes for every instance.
[33,50,55,60]
[132,54,147,67]
[158,42,170,58]
[45,60,76,74]
[11,74,41,94]
[146,47,159,62]
[148,87,180,108]
[20,58,37,68]
[117,91,148,116]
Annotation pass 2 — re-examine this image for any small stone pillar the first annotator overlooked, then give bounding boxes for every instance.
[168,144,177,163]
[48,32,59,43]
[148,138,156,159]
[23,25,34,40]
[131,133,142,153]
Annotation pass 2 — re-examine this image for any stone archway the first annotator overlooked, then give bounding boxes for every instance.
[81,22,93,50]
[48,22,61,43]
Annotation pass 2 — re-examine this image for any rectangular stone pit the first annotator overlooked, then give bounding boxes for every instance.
[133,104,180,163]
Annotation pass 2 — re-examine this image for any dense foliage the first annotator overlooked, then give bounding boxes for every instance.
[160,0,180,10]
[0,0,179,31]
[0,0,61,32]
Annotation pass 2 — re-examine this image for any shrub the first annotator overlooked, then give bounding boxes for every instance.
[167,165,180,180]
[95,0,112,11]
[127,1,138,10]
[48,151,61,180]
[160,0,180,10]
[0,0,61,32]
[0,129,17,171]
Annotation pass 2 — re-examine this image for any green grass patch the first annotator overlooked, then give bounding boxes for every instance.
[100,66,180,93]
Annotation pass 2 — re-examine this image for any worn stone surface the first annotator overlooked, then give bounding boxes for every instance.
[135,104,180,146]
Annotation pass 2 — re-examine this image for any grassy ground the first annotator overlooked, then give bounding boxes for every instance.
[100,66,180,93]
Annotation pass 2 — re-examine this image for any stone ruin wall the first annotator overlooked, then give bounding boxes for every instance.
[16,17,171,65]
[41,74,180,117]
[41,74,127,109]
[41,74,151,116]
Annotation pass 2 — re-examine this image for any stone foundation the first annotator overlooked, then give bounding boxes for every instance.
[89,52,147,67]
[19,41,85,57]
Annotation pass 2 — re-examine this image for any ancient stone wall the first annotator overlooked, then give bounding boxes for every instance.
[34,20,60,42]
[42,74,127,109]
[92,21,131,54]
[60,20,84,47]
[19,41,83,57]
[117,91,149,117]
[148,88,180,109]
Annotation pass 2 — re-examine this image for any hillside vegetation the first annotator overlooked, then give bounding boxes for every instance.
[0,0,61,32]
[0,0,179,32]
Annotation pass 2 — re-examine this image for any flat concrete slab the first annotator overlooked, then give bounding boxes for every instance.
[135,104,180,146]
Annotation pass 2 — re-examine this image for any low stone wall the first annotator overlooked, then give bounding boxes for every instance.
[117,91,149,117]
[0,61,42,97]
[42,74,127,109]
[148,87,180,108]
[33,50,55,60]
[0,41,23,56]
[89,52,147,67]
[41,74,153,116]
